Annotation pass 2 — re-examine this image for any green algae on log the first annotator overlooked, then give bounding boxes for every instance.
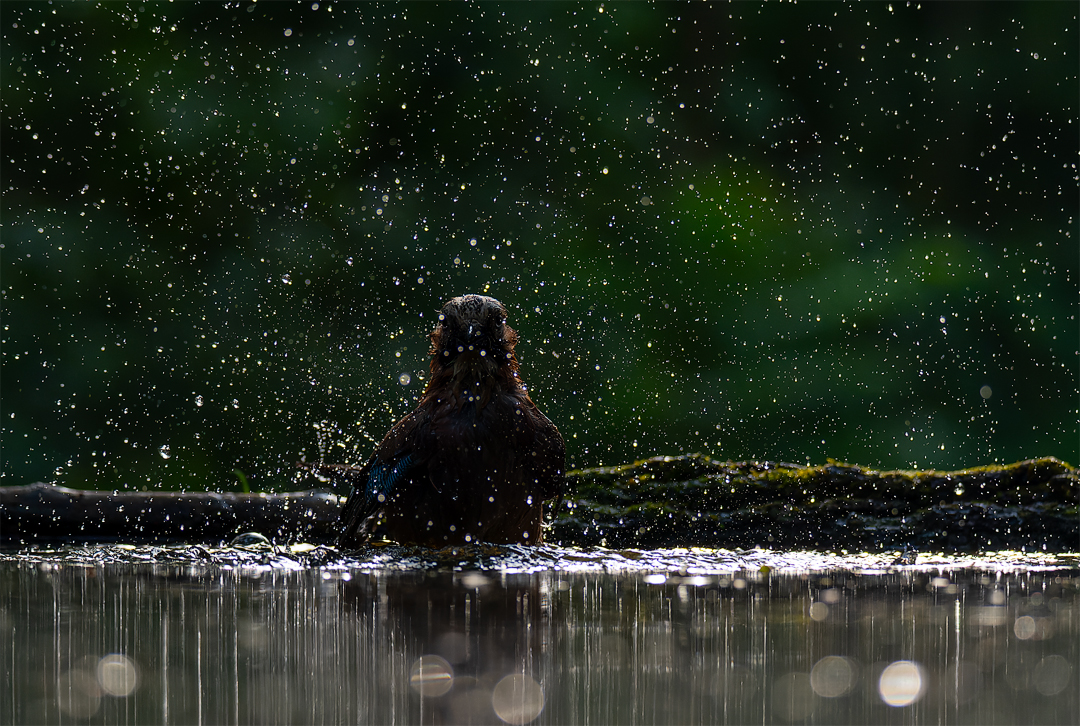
[1,456,1075,552]
[550,455,1078,552]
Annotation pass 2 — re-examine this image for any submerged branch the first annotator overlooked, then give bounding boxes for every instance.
[1,456,1075,552]
[0,485,341,545]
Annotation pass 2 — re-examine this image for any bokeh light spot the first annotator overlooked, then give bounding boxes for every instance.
[810,655,855,698]
[56,669,101,719]
[409,655,454,697]
[1014,615,1037,640]
[97,654,138,697]
[1032,655,1072,696]
[878,660,925,707]
[491,674,544,724]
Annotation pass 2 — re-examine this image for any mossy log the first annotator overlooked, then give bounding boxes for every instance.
[550,455,1078,552]
[1,456,1075,552]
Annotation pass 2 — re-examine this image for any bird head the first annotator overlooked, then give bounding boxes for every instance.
[429,294,519,369]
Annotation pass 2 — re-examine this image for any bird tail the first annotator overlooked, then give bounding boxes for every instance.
[337,489,380,548]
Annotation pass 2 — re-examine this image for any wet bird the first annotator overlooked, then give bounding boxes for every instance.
[304,294,565,548]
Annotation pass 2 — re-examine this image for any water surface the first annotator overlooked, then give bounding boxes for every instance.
[2,545,1076,724]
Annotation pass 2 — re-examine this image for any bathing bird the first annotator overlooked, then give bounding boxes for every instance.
[303,294,565,548]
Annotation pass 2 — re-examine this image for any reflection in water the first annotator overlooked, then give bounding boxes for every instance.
[0,548,1076,724]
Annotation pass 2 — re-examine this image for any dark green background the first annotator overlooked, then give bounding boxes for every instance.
[3,2,1076,492]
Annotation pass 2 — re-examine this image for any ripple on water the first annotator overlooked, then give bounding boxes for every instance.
[1,543,1075,575]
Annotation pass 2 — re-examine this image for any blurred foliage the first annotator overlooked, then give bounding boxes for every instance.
[2,2,1076,491]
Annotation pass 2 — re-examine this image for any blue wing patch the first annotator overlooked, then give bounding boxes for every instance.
[365,454,416,504]
[339,453,417,545]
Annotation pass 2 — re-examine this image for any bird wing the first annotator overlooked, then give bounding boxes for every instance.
[517,400,566,501]
[336,409,428,547]
[336,453,417,546]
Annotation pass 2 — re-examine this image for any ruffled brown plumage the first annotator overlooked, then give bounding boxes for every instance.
[304,294,566,548]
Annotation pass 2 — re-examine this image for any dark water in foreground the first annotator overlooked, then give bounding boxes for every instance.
[1,545,1077,725]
